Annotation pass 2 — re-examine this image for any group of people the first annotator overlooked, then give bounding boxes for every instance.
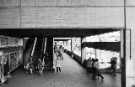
[24,42,64,74]
[86,57,117,80]
[87,58,104,80]
[24,42,117,81]
[54,43,64,72]
[24,56,46,75]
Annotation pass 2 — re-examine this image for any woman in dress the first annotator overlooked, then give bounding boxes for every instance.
[55,51,63,72]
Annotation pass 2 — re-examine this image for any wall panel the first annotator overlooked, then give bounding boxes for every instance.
[0,0,124,28]
[35,7,124,28]
[0,8,20,28]
[21,8,37,28]
[22,0,124,7]
[0,0,19,7]
[126,0,135,6]
[21,0,36,7]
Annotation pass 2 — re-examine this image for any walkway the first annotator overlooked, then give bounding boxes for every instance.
[2,52,121,87]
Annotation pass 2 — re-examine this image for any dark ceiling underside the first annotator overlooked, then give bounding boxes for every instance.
[54,39,70,41]
[82,42,120,52]
[0,28,120,38]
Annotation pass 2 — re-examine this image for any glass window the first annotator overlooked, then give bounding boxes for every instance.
[83,31,120,42]
[72,37,81,57]
[84,47,120,69]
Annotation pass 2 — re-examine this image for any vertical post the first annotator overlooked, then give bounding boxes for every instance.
[71,38,72,52]
[46,36,53,70]
[95,48,96,59]
[22,38,25,65]
[41,37,44,55]
[31,37,37,57]
[44,38,47,54]
[81,37,83,63]
[121,29,125,87]
[130,29,131,60]
[122,29,126,87]
[123,0,126,86]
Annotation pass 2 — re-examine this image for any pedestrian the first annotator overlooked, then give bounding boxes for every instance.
[54,42,58,54]
[87,57,92,73]
[94,59,104,80]
[38,58,44,74]
[26,57,34,74]
[110,57,117,76]
[92,58,96,80]
[25,63,30,73]
[55,52,63,72]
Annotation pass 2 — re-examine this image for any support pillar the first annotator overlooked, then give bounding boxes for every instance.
[46,36,53,70]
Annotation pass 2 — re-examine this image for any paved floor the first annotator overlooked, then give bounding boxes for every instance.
[2,52,121,87]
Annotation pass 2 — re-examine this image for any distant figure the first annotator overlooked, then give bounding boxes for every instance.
[55,52,63,72]
[110,57,117,76]
[54,42,58,53]
[25,57,33,74]
[87,58,92,73]
[94,59,104,80]
[92,59,104,80]
[38,58,44,74]
[92,58,96,80]
[25,63,30,73]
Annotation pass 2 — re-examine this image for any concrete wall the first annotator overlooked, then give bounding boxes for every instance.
[0,0,124,28]
[126,7,135,87]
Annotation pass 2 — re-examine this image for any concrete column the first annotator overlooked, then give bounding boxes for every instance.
[46,36,53,70]
[71,38,72,52]
[81,37,82,63]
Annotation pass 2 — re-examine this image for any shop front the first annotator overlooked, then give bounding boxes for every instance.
[0,36,23,83]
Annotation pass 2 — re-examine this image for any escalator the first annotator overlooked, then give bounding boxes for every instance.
[23,38,35,65]
[23,37,54,71]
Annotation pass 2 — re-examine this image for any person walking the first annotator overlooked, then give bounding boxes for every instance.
[92,59,96,80]
[94,59,104,80]
[87,57,92,73]
[110,57,117,76]
[54,42,58,54]
[55,51,63,72]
